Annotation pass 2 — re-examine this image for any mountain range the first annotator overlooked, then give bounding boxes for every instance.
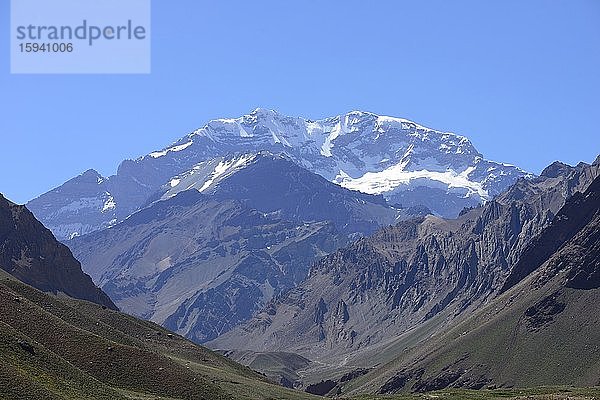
[27,109,530,241]
[210,159,600,390]
[8,108,600,398]
[23,109,534,348]
[343,169,600,396]
[66,152,429,343]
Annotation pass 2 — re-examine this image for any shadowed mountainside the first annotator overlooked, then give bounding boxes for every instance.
[0,194,116,310]
[70,189,347,343]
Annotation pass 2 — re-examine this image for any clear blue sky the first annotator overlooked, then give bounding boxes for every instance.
[1,0,599,204]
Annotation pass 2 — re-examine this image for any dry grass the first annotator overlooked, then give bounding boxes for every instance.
[0,275,318,400]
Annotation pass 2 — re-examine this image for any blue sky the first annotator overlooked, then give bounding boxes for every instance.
[1,0,599,204]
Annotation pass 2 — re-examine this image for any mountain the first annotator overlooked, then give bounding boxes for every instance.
[68,190,346,344]
[156,152,408,236]
[68,153,422,343]
[0,268,319,400]
[500,163,600,293]
[209,160,599,387]
[0,193,116,310]
[21,169,120,241]
[342,173,600,395]
[27,109,530,240]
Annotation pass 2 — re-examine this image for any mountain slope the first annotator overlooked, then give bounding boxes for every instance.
[158,152,407,236]
[68,153,421,344]
[0,268,318,400]
[69,188,347,343]
[500,162,600,292]
[344,174,600,395]
[209,160,598,385]
[20,169,121,240]
[28,109,530,240]
[0,193,116,310]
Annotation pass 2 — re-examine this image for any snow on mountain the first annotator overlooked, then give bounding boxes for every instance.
[160,153,259,199]
[148,140,194,158]
[140,108,531,216]
[28,108,532,240]
[26,169,119,240]
[336,163,488,199]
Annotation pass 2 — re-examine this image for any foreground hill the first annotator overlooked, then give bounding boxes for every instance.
[0,193,116,310]
[343,173,600,395]
[0,268,318,400]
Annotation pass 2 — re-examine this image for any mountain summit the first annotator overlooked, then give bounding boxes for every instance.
[28,109,530,240]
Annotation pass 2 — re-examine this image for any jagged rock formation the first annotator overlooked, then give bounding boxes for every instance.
[348,173,600,394]
[210,160,599,372]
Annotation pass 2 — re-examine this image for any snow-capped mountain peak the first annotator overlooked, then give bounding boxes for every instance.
[28,109,532,239]
[150,109,526,210]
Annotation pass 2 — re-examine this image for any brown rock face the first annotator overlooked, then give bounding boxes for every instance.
[0,194,116,310]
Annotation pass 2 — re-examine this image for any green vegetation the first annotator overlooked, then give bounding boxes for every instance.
[347,386,600,400]
[0,270,318,400]
[3,266,600,400]
[340,277,600,395]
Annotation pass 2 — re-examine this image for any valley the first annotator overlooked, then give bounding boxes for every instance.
[4,3,598,398]
[2,110,599,399]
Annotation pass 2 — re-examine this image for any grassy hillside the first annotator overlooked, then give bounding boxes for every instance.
[349,282,600,394]
[0,269,319,400]
[346,386,600,400]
